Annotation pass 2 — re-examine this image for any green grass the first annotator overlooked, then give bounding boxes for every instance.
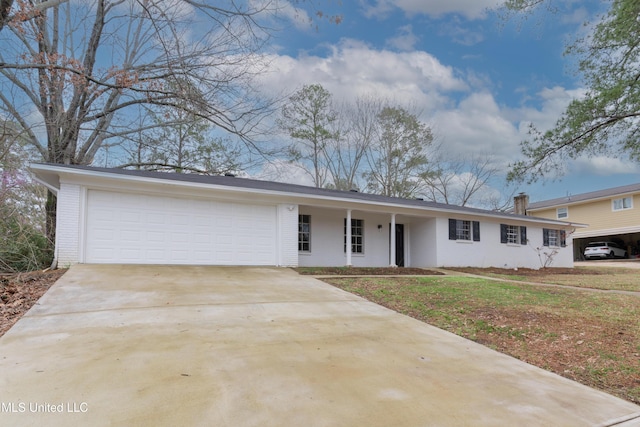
[324,275,640,405]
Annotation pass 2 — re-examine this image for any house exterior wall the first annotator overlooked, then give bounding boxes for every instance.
[407,218,437,267]
[277,204,299,267]
[436,217,573,269]
[530,193,640,238]
[297,207,392,267]
[297,208,574,269]
[56,181,83,267]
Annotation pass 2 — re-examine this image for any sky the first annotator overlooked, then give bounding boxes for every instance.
[250,0,640,204]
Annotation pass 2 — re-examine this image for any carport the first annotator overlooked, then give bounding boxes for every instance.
[1,265,638,426]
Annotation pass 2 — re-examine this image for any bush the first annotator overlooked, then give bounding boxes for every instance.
[0,215,53,272]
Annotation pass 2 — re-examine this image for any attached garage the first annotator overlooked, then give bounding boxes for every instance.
[84,190,278,265]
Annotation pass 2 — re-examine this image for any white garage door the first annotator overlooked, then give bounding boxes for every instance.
[85,190,277,265]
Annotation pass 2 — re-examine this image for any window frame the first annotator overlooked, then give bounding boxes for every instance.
[543,228,567,248]
[556,207,568,219]
[612,196,633,211]
[344,218,364,254]
[298,214,311,252]
[500,224,527,246]
[448,219,480,242]
[456,219,471,241]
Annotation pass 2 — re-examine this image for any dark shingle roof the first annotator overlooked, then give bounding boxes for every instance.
[528,182,640,210]
[33,163,573,224]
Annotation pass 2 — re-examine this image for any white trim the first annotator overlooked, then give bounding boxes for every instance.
[79,186,88,263]
[390,213,397,267]
[574,225,640,239]
[556,207,568,219]
[611,196,633,212]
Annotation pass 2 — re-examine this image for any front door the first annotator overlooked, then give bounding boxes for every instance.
[390,223,405,267]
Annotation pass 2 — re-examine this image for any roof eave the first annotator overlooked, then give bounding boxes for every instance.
[30,163,581,227]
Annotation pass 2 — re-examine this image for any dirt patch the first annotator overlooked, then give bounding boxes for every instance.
[295,267,444,276]
[447,266,603,276]
[0,269,66,337]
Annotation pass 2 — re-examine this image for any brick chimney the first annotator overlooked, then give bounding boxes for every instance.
[514,192,529,215]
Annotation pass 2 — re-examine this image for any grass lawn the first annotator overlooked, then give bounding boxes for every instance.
[449,266,640,292]
[322,270,640,405]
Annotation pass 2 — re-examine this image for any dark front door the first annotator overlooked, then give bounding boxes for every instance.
[390,223,405,267]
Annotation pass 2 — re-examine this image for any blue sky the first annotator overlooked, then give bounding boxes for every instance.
[252,0,639,204]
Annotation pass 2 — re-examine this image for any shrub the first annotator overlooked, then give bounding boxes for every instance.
[0,214,53,272]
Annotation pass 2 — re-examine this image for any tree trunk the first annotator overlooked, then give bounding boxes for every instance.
[45,190,56,247]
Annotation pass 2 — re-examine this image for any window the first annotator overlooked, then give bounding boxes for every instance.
[298,215,311,252]
[448,219,480,242]
[344,218,364,253]
[543,228,566,247]
[500,224,527,245]
[457,220,471,240]
[612,197,633,211]
[557,207,568,219]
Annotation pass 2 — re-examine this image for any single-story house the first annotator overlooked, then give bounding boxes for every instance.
[30,164,584,269]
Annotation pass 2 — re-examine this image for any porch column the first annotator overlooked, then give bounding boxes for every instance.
[390,213,397,267]
[346,209,352,267]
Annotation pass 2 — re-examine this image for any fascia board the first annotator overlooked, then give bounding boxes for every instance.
[528,190,640,211]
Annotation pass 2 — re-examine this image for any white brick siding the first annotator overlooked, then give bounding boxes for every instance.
[55,182,82,266]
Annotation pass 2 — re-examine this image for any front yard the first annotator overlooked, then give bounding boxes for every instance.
[319,267,640,405]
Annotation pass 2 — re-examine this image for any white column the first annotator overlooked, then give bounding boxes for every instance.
[346,209,352,267]
[390,213,397,267]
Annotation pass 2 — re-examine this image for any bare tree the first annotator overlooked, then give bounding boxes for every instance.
[324,95,382,191]
[0,1,285,241]
[421,152,508,207]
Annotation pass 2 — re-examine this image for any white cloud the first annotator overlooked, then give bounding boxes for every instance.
[361,0,501,20]
[256,39,634,185]
[432,92,521,166]
[571,156,640,176]
[385,25,419,51]
[258,38,467,111]
[437,18,484,46]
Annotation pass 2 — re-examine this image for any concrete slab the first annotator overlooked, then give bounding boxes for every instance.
[1,265,639,426]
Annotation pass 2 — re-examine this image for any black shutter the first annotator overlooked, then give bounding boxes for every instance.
[500,224,507,244]
[520,226,527,245]
[449,219,457,240]
[543,228,550,247]
[472,221,480,242]
[560,230,566,247]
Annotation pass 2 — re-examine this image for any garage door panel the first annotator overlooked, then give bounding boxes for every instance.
[85,190,277,265]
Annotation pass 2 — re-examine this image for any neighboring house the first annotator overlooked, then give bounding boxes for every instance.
[31,164,581,269]
[524,183,640,260]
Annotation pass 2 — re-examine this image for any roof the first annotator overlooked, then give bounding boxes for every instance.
[528,182,640,211]
[30,163,582,227]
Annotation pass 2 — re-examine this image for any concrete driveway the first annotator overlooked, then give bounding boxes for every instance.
[1,265,639,427]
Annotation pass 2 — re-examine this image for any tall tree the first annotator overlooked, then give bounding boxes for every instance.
[421,152,506,207]
[278,83,338,188]
[324,95,381,191]
[0,1,280,241]
[365,106,433,198]
[505,0,640,182]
